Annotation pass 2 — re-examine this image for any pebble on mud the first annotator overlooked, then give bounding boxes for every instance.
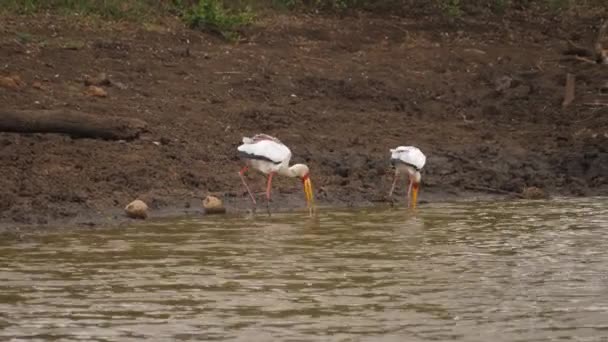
[0,75,25,90]
[125,199,149,219]
[521,186,548,200]
[85,85,108,97]
[203,195,226,215]
[494,76,513,92]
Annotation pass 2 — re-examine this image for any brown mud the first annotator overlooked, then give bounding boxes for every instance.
[1,11,607,231]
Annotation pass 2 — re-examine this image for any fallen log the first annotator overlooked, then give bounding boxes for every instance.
[0,109,147,140]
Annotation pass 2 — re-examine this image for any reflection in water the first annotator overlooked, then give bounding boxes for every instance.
[1,198,607,341]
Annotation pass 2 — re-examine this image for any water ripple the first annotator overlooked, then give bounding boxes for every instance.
[1,198,607,341]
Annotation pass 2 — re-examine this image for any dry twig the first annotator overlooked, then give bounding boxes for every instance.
[562,73,575,107]
[594,19,608,64]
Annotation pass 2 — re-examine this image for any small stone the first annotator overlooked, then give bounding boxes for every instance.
[0,75,25,90]
[202,195,226,214]
[494,76,513,92]
[125,199,148,219]
[521,186,548,200]
[85,85,107,97]
[32,81,43,90]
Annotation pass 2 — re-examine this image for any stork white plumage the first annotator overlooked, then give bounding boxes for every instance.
[389,146,426,208]
[237,134,314,216]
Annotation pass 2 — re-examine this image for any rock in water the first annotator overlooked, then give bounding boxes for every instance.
[203,195,226,214]
[521,186,548,200]
[125,199,148,219]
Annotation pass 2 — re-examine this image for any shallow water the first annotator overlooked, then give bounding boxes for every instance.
[1,198,607,341]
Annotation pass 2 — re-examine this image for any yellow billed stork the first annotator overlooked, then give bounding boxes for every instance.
[389,146,426,209]
[237,134,314,216]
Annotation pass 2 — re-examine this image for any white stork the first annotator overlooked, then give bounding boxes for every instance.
[237,134,314,216]
[389,146,426,208]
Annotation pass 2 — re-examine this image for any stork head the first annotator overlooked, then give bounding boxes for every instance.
[290,164,309,178]
[290,164,314,216]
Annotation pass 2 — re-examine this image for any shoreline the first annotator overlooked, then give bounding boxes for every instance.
[1,11,607,232]
[0,190,528,238]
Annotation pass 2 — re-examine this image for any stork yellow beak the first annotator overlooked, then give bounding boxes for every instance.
[411,183,419,209]
[303,177,315,216]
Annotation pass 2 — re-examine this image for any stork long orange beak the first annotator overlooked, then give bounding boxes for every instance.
[302,175,315,216]
[411,182,420,209]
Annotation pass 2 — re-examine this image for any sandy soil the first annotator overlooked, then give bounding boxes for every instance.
[0,10,607,231]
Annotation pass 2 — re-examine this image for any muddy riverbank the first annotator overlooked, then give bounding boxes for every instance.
[1,10,607,230]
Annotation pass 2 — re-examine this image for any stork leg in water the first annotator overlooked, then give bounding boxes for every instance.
[388,170,420,209]
[239,166,257,212]
[406,178,413,208]
[265,172,275,216]
[388,170,399,205]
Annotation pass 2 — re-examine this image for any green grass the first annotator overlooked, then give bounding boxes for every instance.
[0,0,254,40]
[185,0,254,40]
[441,0,462,17]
